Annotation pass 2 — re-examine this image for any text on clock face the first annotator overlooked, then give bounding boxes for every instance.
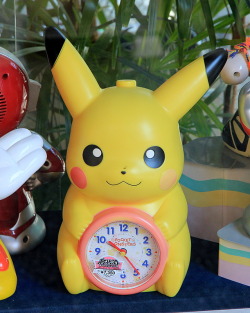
[83,220,161,288]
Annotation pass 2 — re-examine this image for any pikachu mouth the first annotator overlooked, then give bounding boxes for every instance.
[106,181,141,187]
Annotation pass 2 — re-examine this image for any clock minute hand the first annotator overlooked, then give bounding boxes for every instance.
[123,255,140,276]
[107,241,140,276]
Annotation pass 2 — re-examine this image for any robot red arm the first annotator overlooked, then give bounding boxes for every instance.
[25,137,65,191]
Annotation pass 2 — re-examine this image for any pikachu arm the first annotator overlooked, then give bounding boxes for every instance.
[153,184,188,240]
[62,185,93,240]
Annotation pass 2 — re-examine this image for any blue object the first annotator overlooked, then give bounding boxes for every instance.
[2,210,250,312]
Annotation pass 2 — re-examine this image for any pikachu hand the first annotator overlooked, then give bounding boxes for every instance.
[64,217,91,241]
[72,214,93,240]
[154,185,188,240]
[63,200,93,240]
[154,217,172,240]
[154,213,188,241]
[0,128,46,200]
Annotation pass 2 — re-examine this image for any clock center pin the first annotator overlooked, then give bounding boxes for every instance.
[120,249,127,257]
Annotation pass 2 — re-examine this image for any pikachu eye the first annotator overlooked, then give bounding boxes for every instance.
[144,146,165,168]
[83,145,103,166]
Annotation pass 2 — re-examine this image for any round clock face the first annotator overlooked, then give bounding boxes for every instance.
[78,209,168,295]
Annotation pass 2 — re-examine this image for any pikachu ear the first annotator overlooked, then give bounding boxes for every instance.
[44,27,101,118]
[153,49,228,121]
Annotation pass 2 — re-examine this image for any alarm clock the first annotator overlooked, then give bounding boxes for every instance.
[78,207,168,295]
[45,26,227,297]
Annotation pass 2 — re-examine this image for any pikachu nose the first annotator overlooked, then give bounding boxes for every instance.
[121,171,126,175]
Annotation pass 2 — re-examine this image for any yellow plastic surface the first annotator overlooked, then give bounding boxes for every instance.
[0,240,17,300]
[50,37,212,297]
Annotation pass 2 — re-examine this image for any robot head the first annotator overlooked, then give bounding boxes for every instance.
[0,48,41,136]
[0,48,29,136]
[220,39,250,85]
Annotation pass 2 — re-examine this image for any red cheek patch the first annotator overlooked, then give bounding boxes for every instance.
[70,167,87,189]
[160,169,177,191]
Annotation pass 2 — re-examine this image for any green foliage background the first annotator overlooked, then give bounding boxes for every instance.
[0,0,249,210]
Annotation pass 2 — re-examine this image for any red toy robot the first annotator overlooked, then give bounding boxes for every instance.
[0,47,65,254]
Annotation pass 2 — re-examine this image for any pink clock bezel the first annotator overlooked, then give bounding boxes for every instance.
[78,207,168,295]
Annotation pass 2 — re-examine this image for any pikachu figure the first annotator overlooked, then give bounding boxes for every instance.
[45,27,227,297]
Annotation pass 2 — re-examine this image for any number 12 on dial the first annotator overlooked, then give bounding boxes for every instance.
[78,208,168,295]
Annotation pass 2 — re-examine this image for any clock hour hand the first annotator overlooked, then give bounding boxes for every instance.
[107,241,124,253]
[107,241,140,275]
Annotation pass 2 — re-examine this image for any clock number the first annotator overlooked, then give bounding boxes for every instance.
[119,224,128,232]
[143,236,149,244]
[96,236,106,243]
[133,269,140,276]
[135,227,139,235]
[146,248,152,256]
[95,248,101,255]
[106,226,115,235]
[142,260,149,267]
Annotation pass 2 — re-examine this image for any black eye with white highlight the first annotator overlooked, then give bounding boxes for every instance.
[83,145,103,166]
[144,146,165,168]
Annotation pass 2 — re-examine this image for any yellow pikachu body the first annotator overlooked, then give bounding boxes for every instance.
[45,27,227,297]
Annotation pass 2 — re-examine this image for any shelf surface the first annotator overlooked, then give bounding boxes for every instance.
[1,210,250,313]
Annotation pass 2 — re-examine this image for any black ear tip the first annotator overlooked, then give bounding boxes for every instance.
[44,27,66,67]
[204,48,228,86]
[45,26,66,40]
[204,48,228,61]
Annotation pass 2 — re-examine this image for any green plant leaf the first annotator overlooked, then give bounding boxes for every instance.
[14,46,45,57]
[77,0,98,52]
[204,82,225,105]
[0,0,247,159]
[200,0,216,48]
[227,0,246,39]
[176,0,195,65]
[111,0,135,69]
[198,99,224,131]
[245,0,250,7]
[118,0,135,27]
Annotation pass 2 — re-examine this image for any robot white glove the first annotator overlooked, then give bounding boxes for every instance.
[0,128,46,200]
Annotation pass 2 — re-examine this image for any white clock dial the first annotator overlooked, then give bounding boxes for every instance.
[83,220,161,290]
